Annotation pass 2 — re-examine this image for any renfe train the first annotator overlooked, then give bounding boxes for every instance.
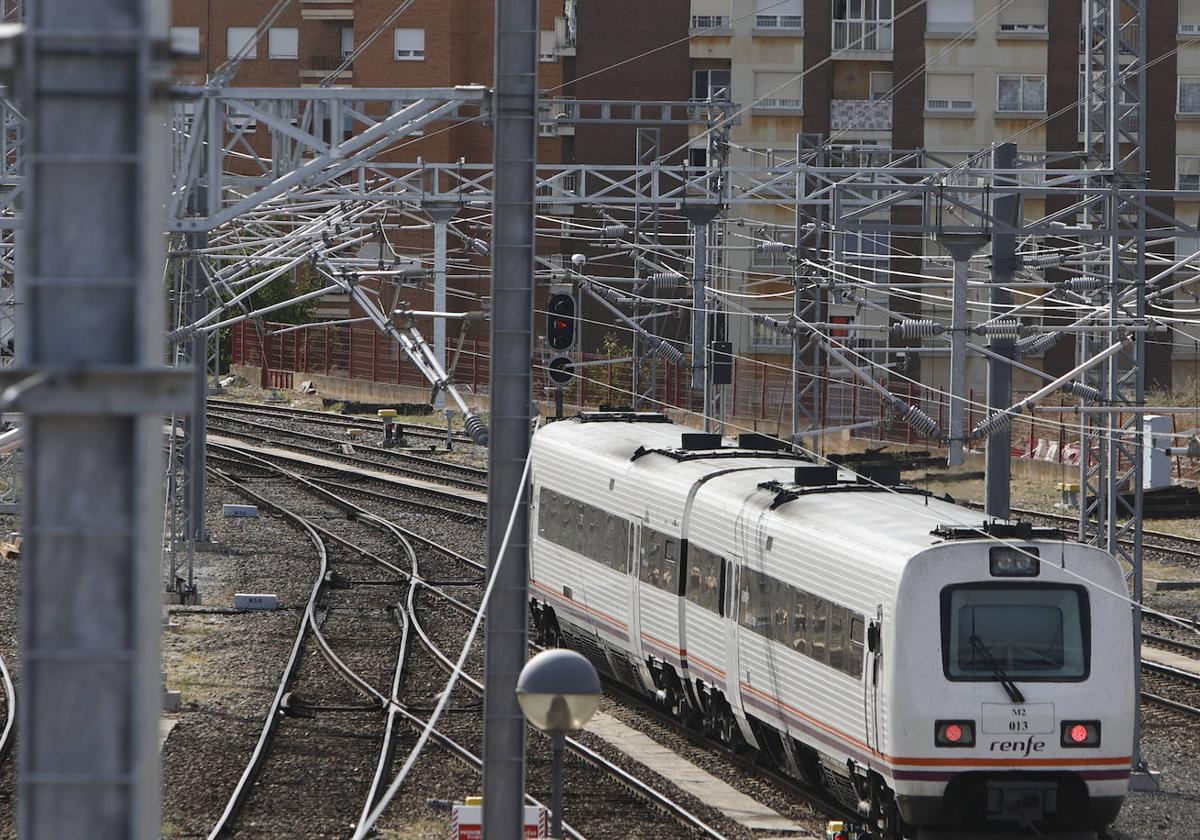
[527,412,1134,839]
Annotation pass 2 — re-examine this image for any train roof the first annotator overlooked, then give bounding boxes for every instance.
[533,414,1056,560]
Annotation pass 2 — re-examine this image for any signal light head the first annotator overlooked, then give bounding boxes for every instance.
[935,720,975,747]
[1061,720,1101,747]
[546,293,576,351]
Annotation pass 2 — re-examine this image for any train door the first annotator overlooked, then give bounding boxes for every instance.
[722,557,742,721]
[865,604,884,763]
[628,521,654,691]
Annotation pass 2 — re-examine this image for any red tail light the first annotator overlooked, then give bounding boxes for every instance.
[935,719,975,747]
[1061,720,1101,747]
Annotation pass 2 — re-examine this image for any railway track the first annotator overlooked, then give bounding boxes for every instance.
[205,447,725,839]
[207,414,488,493]
[0,649,12,766]
[963,501,1200,567]
[208,397,476,447]
[207,442,486,520]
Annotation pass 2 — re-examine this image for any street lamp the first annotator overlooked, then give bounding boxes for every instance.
[516,649,601,838]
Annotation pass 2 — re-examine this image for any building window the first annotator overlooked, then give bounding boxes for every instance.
[340,27,355,58]
[927,73,974,113]
[1179,77,1200,115]
[753,71,802,110]
[997,75,1045,113]
[998,0,1047,34]
[833,0,893,51]
[927,0,974,33]
[755,0,803,30]
[693,68,731,102]
[171,26,201,58]
[227,26,258,60]
[394,28,425,61]
[1178,156,1200,191]
[749,315,792,350]
[539,30,557,62]
[869,71,893,101]
[268,27,298,60]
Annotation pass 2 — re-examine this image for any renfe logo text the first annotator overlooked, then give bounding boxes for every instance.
[989,735,1047,757]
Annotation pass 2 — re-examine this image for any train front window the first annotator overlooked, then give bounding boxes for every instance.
[942,584,1089,681]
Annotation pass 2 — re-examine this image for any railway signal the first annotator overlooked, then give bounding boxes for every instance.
[546,291,576,351]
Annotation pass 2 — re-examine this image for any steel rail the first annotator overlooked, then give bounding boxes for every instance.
[224,445,720,839]
[208,422,489,492]
[403,580,727,840]
[207,408,488,477]
[207,398,476,444]
[205,461,581,838]
[0,649,13,765]
[204,467,329,840]
[1140,691,1200,719]
[1142,630,1200,659]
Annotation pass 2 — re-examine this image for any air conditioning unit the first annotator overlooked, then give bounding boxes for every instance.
[1181,23,1200,35]
[538,123,557,137]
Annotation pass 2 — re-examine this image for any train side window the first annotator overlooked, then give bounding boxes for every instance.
[663,538,679,594]
[585,505,604,563]
[738,568,756,632]
[828,606,848,671]
[603,515,628,573]
[771,580,792,645]
[847,615,866,677]
[809,596,829,663]
[791,590,809,654]
[724,561,735,619]
[640,529,663,588]
[685,547,711,610]
[537,488,550,539]
[741,568,771,637]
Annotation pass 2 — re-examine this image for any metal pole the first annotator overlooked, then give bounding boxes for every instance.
[948,253,970,466]
[941,238,984,466]
[985,143,1017,517]
[484,0,537,836]
[185,226,208,547]
[682,204,720,431]
[425,203,457,409]
[18,1,172,837]
[550,732,565,838]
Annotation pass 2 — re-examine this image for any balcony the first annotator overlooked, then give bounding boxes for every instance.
[300,0,354,21]
[753,98,804,114]
[691,15,732,34]
[555,15,576,56]
[833,19,893,52]
[754,14,804,34]
[831,99,892,131]
[302,54,353,79]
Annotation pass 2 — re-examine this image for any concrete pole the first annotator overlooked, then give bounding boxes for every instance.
[18,1,172,838]
[424,202,458,409]
[484,0,537,837]
[682,204,720,432]
[942,238,984,466]
[985,143,1018,518]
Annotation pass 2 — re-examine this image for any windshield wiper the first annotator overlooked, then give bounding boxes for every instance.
[969,634,1026,704]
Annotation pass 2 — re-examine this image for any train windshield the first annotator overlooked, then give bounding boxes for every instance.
[941,584,1090,681]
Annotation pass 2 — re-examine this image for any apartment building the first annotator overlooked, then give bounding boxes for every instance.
[169,0,573,165]
[691,0,1198,390]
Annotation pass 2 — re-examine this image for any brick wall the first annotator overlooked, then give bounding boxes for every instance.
[891,0,925,150]
[803,0,831,136]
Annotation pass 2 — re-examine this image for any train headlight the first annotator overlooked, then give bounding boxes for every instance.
[1061,720,1101,747]
[989,546,1040,577]
[935,719,976,747]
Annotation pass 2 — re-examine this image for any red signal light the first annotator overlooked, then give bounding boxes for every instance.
[1070,724,1089,744]
[944,724,963,743]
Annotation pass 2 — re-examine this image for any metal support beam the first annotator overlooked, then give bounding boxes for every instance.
[18,2,171,837]
[183,227,208,548]
[941,237,986,466]
[986,143,1018,517]
[682,203,720,430]
[424,202,459,409]
[483,0,537,836]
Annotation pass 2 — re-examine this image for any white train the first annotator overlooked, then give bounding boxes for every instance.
[528,412,1134,838]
